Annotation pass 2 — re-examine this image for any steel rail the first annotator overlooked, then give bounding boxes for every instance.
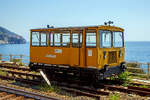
[0,84,60,100]
[0,75,41,85]
[0,75,102,100]
[57,83,109,95]
[0,69,41,78]
[0,64,30,71]
[128,86,150,92]
[104,85,150,96]
[61,87,101,100]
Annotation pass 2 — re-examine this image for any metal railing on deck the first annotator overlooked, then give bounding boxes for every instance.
[0,54,29,65]
[126,62,150,80]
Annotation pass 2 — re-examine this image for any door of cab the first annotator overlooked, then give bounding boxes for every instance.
[71,32,82,66]
[85,29,97,67]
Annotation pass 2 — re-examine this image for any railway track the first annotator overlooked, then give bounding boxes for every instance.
[0,63,37,78]
[1,63,150,99]
[55,82,109,100]
[0,63,30,71]
[0,92,33,100]
[0,75,41,85]
[0,63,106,99]
[0,84,59,100]
[0,63,42,84]
[103,84,150,96]
[0,69,41,79]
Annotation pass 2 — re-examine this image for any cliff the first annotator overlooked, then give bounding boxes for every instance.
[0,26,26,44]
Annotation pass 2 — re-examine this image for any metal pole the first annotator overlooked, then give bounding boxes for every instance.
[20,55,23,63]
[0,54,2,61]
[9,55,12,62]
[147,63,149,80]
[40,70,51,86]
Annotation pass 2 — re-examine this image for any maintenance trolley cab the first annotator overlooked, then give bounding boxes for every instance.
[29,22,126,82]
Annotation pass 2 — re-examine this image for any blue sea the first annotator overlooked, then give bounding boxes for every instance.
[0,42,150,63]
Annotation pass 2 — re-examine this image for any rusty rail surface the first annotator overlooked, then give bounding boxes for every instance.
[0,75,41,85]
[0,63,103,99]
[1,62,150,98]
[61,87,101,100]
[0,63,42,85]
[0,92,31,100]
[0,64,30,71]
[56,82,110,95]
[53,82,109,100]
[104,85,150,96]
[0,74,104,100]
[1,69,41,78]
[0,84,59,100]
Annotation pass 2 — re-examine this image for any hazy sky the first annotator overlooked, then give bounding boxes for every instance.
[0,0,150,41]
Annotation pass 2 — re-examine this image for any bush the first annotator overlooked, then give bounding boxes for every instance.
[10,58,25,66]
[110,93,119,100]
[118,71,131,83]
[0,70,8,76]
[18,62,25,66]
[11,58,21,63]
[40,84,60,93]
[139,85,148,88]
[110,71,132,86]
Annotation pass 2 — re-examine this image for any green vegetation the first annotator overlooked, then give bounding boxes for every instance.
[110,93,119,100]
[138,85,148,88]
[18,62,25,66]
[10,58,25,66]
[110,71,132,87]
[11,58,21,63]
[40,84,60,93]
[118,71,131,83]
[0,70,8,76]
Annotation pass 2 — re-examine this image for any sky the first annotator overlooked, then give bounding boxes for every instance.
[0,0,150,42]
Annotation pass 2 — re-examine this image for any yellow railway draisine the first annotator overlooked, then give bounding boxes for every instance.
[29,22,126,81]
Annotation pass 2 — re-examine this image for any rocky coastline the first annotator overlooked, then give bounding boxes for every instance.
[0,26,26,44]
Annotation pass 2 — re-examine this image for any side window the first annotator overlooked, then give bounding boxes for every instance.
[41,32,48,46]
[62,33,70,47]
[54,33,61,46]
[32,32,40,46]
[53,31,71,47]
[86,31,96,47]
[72,33,82,48]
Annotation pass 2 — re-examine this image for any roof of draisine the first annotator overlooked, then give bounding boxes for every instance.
[31,25,124,31]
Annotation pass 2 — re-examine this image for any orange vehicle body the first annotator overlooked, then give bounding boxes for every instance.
[29,25,125,80]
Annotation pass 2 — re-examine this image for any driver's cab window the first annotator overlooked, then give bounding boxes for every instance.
[99,30,112,48]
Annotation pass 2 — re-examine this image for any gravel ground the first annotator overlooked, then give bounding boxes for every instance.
[0,79,98,100]
[0,62,150,100]
[0,79,150,100]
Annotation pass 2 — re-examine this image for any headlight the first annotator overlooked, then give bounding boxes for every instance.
[119,50,121,57]
[103,51,106,59]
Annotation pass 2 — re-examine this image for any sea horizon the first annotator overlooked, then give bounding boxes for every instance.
[0,41,150,63]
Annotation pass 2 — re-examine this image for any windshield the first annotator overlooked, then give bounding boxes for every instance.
[99,30,123,48]
[113,31,123,48]
[99,30,112,48]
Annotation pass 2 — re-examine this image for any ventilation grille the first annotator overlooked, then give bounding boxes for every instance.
[108,51,117,64]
